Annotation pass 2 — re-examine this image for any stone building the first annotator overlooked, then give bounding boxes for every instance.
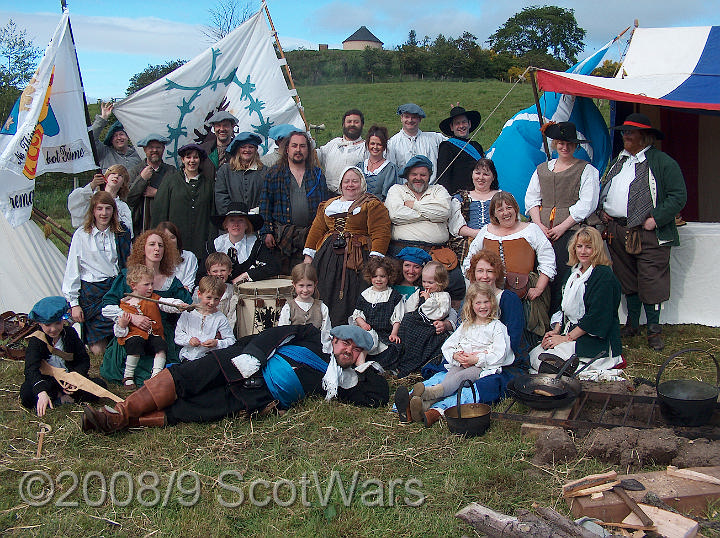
[342,26,383,50]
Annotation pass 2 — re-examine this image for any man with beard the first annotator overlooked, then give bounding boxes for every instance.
[385,155,470,305]
[387,103,445,184]
[91,102,143,170]
[81,324,389,433]
[259,131,329,272]
[199,110,238,178]
[316,109,366,195]
[127,134,177,235]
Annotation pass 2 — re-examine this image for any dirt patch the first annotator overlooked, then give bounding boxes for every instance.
[533,429,578,465]
[674,438,720,467]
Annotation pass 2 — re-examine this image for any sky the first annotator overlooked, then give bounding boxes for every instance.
[1,0,718,100]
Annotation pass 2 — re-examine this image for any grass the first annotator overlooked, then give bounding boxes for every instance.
[9,79,720,535]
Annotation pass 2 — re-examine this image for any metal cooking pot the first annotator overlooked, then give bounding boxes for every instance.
[445,380,491,437]
[656,348,720,427]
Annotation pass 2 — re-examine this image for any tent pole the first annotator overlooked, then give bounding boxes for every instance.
[263,1,308,130]
[530,68,551,159]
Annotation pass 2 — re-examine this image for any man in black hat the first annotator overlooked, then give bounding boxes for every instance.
[436,105,484,195]
[91,102,143,170]
[82,324,389,433]
[599,113,687,351]
[127,134,177,235]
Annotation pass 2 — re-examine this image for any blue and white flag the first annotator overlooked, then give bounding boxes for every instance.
[113,5,304,166]
[486,38,616,212]
[0,9,96,226]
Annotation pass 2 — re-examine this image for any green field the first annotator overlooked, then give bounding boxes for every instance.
[6,80,719,536]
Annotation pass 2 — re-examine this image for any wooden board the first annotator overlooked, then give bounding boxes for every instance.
[520,404,575,438]
[623,504,698,537]
[568,466,720,522]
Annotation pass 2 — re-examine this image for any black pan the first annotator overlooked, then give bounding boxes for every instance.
[507,351,606,409]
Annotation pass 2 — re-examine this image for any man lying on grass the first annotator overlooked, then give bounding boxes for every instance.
[82,324,389,434]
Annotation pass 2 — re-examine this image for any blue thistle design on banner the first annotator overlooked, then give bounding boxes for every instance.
[163,48,273,166]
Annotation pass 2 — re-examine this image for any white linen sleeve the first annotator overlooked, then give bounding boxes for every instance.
[526,224,557,279]
[67,183,94,228]
[384,185,423,225]
[448,197,467,237]
[413,188,451,223]
[550,310,564,327]
[302,248,317,258]
[441,324,464,365]
[102,305,123,320]
[174,312,193,347]
[158,298,185,313]
[277,304,291,326]
[404,290,420,312]
[483,321,510,369]
[462,226,488,274]
[113,322,129,338]
[420,292,450,320]
[568,164,600,222]
[390,300,405,324]
[351,308,365,322]
[320,302,333,355]
[524,169,542,213]
[61,231,84,307]
[214,315,236,349]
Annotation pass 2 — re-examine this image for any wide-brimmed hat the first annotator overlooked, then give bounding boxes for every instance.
[211,201,263,230]
[397,103,426,118]
[612,113,664,140]
[227,132,262,154]
[439,106,481,137]
[399,155,433,178]
[103,121,127,147]
[208,110,238,125]
[542,122,590,145]
[177,143,207,160]
[137,134,170,147]
[29,296,70,324]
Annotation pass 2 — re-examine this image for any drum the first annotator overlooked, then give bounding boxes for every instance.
[234,278,294,338]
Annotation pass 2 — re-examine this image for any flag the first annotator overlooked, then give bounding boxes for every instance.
[0,10,96,226]
[113,5,304,166]
[485,38,618,212]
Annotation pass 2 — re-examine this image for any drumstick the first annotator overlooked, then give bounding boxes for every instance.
[124,293,197,311]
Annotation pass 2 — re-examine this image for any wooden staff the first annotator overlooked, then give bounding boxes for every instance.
[123,293,197,311]
[263,1,308,131]
[529,68,551,160]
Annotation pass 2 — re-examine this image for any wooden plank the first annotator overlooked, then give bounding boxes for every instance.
[568,466,720,522]
[520,403,575,438]
[623,504,698,538]
[563,471,618,495]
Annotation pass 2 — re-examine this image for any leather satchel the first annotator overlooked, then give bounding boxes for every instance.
[430,246,458,271]
[625,227,642,255]
[505,271,529,299]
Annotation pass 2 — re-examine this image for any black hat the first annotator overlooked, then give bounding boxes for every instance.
[611,113,664,140]
[211,202,264,230]
[542,121,590,145]
[177,143,207,160]
[439,106,481,137]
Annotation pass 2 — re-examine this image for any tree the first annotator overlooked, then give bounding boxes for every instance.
[0,19,42,89]
[126,59,186,95]
[487,5,585,64]
[592,59,621,78]
[202,0,254,42]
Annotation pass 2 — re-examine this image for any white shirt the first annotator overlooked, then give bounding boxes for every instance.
[385,183,465,244]
[175,309,235,361]
[278,299,333,354]
[174,250,198,290]
[316,136,366,193]
[62,226,120,307]
[524,159,600,222]
[67,183,133,237]
[386,129,446,183]
[441,319,514,375]
[462,223,557,280]
[214,234,257,265]
[405,290,451,320]
[603,146,651,218]
[351,287,406,355]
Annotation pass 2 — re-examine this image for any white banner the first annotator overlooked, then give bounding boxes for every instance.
[0,10,96,226]
[113,6,304,166]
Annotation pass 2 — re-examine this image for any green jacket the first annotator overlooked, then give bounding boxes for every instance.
[562,264,622,360]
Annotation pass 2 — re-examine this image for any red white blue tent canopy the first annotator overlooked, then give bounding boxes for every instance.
[536,26,720,111]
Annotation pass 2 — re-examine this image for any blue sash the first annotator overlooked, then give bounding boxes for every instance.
[262,345,328,407]
[448,137,482,162]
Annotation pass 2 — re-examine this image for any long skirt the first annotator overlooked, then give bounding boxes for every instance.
[313,240,368,327]
[396,311,448,378]
[79,278,114,344]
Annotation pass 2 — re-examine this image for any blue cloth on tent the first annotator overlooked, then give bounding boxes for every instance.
[263,345,328,407]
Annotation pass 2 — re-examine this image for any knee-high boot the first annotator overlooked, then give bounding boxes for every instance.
[82,369,176,434]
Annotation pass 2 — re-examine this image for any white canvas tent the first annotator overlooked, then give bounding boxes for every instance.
[0,213,67,314]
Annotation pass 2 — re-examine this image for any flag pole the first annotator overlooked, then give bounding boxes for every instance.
[529,68,551,160]
[263,1,308,130]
